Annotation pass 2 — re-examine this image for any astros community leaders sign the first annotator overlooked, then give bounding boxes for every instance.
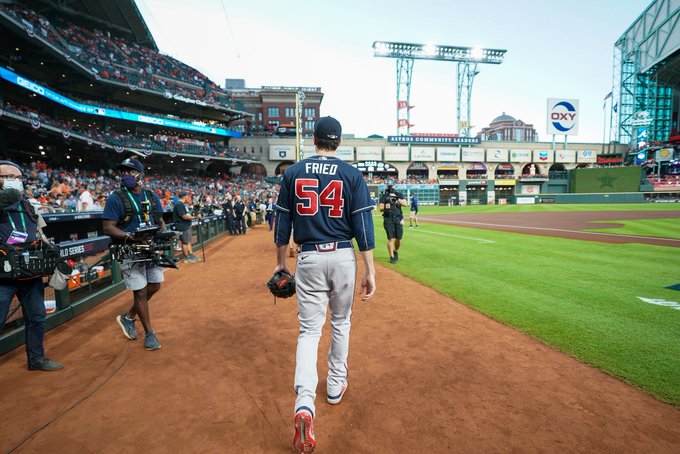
[387,135,481,145]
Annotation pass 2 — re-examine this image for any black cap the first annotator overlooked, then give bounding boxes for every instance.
[117,158,144,174]
[314,116,342,140]
[0,160,25,175]
[178,191,188,198]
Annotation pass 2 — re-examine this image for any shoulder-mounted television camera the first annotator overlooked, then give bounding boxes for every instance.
[0,242,61,279]
[109,225,179,269]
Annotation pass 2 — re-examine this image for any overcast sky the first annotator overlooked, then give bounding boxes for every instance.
[135,0,649,143]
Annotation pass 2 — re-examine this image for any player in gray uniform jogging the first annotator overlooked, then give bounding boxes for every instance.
[274,116,376,453]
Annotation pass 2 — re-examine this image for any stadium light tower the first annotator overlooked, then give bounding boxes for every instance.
[373,41,507,136]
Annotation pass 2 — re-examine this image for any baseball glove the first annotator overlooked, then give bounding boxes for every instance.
[266,271,296,298]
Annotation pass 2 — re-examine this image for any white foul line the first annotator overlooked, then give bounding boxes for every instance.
[409,228,495,243]
[418,217,680,243]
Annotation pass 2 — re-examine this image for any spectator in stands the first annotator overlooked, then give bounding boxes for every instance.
[172,192,201,263]
[0,160,63,371]
[62,193,75,211]
[76,183,95,211]
[103,157,165,351]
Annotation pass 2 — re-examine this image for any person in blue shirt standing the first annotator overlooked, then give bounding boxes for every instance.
[102,157,166,351]
[409,194,419,228]
[274,116,376,454]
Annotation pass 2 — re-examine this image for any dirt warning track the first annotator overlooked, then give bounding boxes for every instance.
[1,227,680,453]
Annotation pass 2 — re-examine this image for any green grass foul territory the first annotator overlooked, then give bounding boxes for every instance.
[373,214,680,406]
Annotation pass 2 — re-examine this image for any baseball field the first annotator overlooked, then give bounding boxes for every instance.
[375,204,680,406]
[1,203,680,452]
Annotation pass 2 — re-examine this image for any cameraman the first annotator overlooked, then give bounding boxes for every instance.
[102,158,166,351]
[0,161,63,371]
[378,179,408,264]
[172,192,201,263]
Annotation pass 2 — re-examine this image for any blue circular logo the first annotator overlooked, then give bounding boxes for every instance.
[550,101,577,132]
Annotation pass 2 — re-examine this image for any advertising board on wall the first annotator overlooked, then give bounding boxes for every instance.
[336,146,354,161]
[555,149,576,163]
[533,150,554,163]
[384,146,410,161]
[486,149,508,162]
[461,148,485,162]
[411,147,436,161]
[509,149,532,162]
[356,146,382,161]
[437,147,460,161]
[577,150,597,163]
[269,145,295,161]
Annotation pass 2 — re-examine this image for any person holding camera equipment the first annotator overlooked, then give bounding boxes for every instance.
[0,160,64,371]
[172,192,201,263]
[378,179,408,264]
[102,157,169,351]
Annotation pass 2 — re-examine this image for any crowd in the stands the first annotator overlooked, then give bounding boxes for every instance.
[18,161,278,217]
[0,102,254,161]
[0,2,240,111]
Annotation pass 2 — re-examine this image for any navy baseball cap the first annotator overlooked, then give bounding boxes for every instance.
[117,158,144,174]
[314,116,342,140]
[178,191,188,198]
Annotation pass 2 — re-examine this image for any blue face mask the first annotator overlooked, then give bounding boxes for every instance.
[120,174,138,189]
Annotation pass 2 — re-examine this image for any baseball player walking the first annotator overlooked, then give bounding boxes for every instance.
[273,116,376,453]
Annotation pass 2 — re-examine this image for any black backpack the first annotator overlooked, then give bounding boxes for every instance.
[114,189,163,229]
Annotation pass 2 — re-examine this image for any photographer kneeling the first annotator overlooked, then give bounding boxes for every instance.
[378,180,408,264]
[103,158,166,351]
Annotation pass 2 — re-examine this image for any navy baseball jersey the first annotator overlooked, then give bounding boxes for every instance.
[274,155,375,250]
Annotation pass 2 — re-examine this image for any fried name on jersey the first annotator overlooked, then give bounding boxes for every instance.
[305,162,338,175]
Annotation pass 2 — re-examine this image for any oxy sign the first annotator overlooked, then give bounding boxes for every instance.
[546,98,579,135]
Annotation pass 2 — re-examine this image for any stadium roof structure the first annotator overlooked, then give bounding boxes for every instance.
[33,0,157,50]
[611,0,679,146]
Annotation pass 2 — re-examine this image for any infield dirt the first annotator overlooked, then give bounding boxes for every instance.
[1,226,680,453]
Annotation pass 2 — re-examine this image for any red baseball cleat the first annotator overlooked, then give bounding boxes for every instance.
[293,409,315,453]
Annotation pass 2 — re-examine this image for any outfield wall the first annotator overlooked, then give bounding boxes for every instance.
[569,167,643,193]
[533,193,646,204]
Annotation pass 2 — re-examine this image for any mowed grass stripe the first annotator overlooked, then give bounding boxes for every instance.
[585,218,680,239]
[421,203,680,214]
[374,220,680,405]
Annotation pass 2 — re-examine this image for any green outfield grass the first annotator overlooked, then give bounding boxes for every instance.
[373,207,680,405]
[417,203,680,214]
[585,219,680,239]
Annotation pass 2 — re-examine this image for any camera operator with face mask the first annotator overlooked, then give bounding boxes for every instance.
[102,157,166,351]
[0,160,63,371]
[378,179,408,264]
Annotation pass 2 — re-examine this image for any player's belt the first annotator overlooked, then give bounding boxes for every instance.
[299,241,353,253]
